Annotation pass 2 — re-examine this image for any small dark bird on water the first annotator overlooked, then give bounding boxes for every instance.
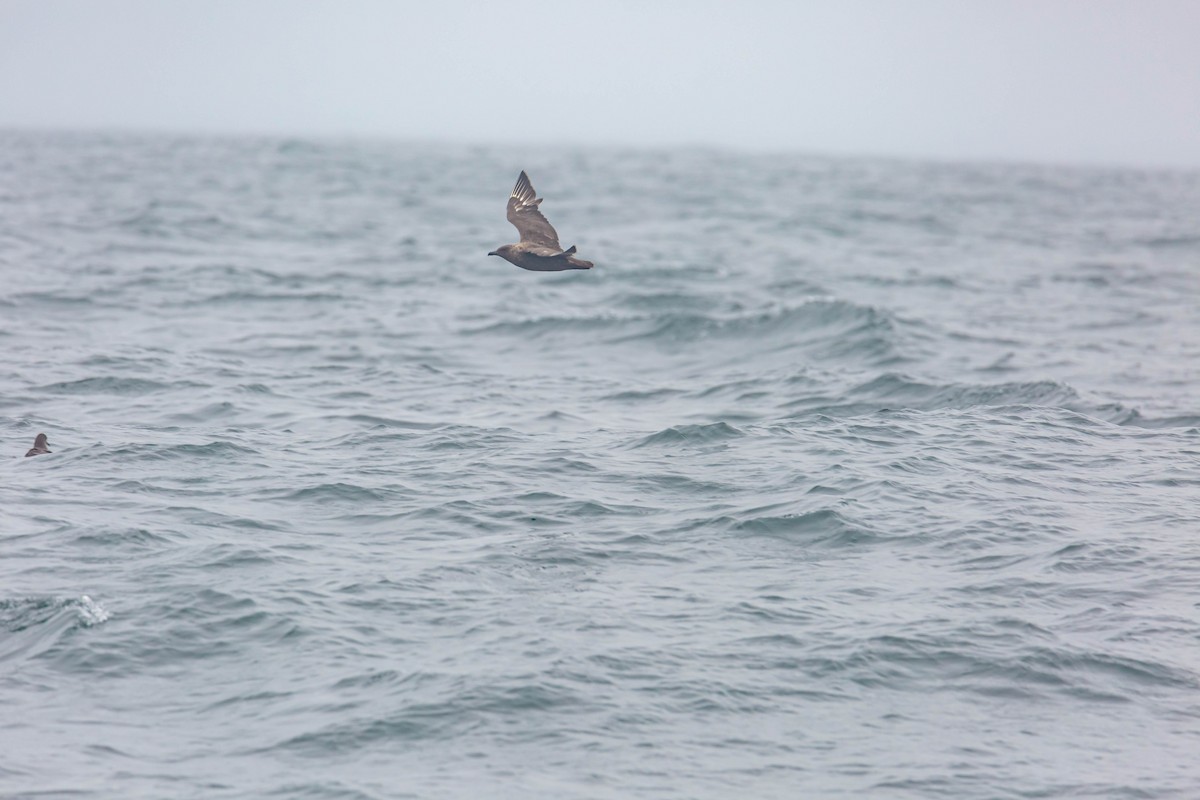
[488,171,594,271]
[25,433,51,457]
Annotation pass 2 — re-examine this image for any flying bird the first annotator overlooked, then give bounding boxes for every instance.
[488,171,594,271]
[25,433,51,457]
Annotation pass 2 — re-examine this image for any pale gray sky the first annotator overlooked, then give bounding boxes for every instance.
[2,0,1198,167]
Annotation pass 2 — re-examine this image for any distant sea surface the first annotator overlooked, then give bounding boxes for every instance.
[2,130,1199,799]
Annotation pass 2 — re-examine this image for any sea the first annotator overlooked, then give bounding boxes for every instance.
[1,130,1198,799]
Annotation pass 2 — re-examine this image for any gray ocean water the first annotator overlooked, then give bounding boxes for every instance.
[2,130,1199,799]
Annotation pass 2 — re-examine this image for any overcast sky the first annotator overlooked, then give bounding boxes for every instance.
[2,0,1198,168]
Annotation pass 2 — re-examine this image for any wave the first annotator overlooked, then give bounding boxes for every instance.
[462,312,630,339]
[38,376,183,395]
[855,373,1079,407]
[601,387,685,402]
[185,291,347,306]
[9,291,98,307]
[1116,410,1200,430]
[166,402,240,423]
[785,373,1143,422]
[732,508,878,547]
[624,298,911,349]
[0,595,109,665]
[69,525,176,548]
[275,482,392,504]
[467,298,917,365]
[261,780,381,800]
[267,679,581,756]
[342,414,439,430]
[800,632,1197,703]
[634,421,744,447]
[115,200,244,242]
[73,440,258,464]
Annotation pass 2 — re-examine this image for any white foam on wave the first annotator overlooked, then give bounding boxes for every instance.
[76,595,109,626]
